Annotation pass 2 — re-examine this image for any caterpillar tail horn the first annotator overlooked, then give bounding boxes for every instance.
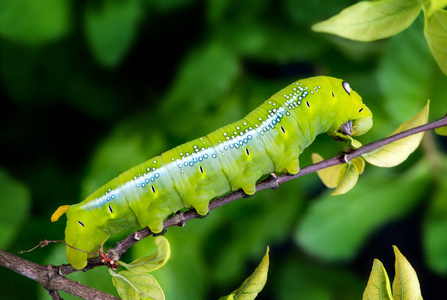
[51,205,70,222]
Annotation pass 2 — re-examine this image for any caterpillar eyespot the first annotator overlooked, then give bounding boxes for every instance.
[342,81,351,95]
[51,76,373,269]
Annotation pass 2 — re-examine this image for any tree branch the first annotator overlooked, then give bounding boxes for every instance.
[0,249,119,300]
[4,114,447,299]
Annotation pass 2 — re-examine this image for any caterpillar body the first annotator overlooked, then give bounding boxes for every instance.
[52,76,373,269]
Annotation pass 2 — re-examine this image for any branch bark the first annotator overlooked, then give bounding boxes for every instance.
[0,249,119,300]
[2,114,447,299]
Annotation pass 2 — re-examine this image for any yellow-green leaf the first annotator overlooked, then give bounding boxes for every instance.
[312,153,345,188]
[333,132,362,148]
[424,9,447,75]
[362,259,393,300]
[220,247,269,300]
[352,157,366,175]
[392,246,423,300]
[111,270,165,300]
[434,126,447,135]
[312,153,363,195]
[312,0,422,42]
[362,101,429,167]
[119,236,171,273]
[423,0,447,17]
[331,162,359,196]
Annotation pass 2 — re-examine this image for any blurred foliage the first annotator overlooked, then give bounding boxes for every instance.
[1,0,447,299]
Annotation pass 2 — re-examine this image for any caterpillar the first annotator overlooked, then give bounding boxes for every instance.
[52,76,373,269]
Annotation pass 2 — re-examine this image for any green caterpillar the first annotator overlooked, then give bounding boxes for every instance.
[52,76,373,269]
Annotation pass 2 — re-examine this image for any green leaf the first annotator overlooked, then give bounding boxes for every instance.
[362,259,393,300]
[296,163,431,261]
[422,0,447,17]
[85,0,143,67]
[312,0,422,41]
[119,236,171,273]
[434,126,447,135]
[0,0,70,45]
[0,169,30,248]
[424,9,447,75]
[392,246,423,300]
[362,101,429,167]
[111,269,164,300]
[219,247,269,300]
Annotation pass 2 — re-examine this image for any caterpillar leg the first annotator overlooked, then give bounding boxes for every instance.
[286,159,300,175]
[153,227,167,236]
[149,219,165,235]
[196,211,209,219]
[195,203,209,217]
[242,183,256,197]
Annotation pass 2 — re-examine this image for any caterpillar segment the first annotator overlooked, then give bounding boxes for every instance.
[51,76,373,269]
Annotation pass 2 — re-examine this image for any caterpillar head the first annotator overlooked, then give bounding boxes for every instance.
[329,78,373,137]
[52,204,110,269]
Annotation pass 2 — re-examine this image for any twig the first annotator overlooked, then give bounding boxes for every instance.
[0,249,119,300]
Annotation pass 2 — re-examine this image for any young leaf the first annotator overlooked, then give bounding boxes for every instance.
[362,259,393,300]
[312,0,422,41]
[392,245,423,300]
[312,153,364,195]
[434,126,447,135]
[219,247,269,300]
[362,101,429,167]
[333,132,362,148]
[424,9,447,75]
[312,153,345,188]
[119,236,171,273]
[331,161,359,196]
[111,269,165,300]
[422,0,447,17]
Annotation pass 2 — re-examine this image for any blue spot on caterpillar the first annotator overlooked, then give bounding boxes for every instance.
[51,76,373,269]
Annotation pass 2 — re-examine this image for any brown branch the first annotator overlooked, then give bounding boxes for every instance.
[0,249,119,300]
[6,114,447,298]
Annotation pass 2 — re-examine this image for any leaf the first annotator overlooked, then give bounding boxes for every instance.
[312,0,422,41]
[219,247,269,300]
[312,153,345,188]
[422,0,447,17]
[332,132,362,148]
[392,245,423,300]
[434,126,447,135]
[85,0,143,67]
[362,259,393,300]
[111,269,165,300]
[0,169,30,248]
[424,9,447,75]
[362,101,429,167]
[312,153,364,195]
[119,236,171,273]
[331,161,360,196]
[0,0,70,46]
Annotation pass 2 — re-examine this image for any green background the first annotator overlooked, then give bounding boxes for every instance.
[1,0,447,299]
